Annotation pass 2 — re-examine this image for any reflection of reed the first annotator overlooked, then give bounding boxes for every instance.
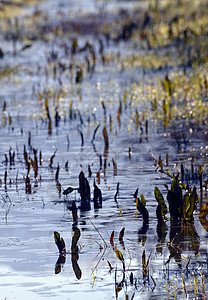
[166,220,200,267]
[55,254,66,274]
[137,193,149,245]
[115,274,125,299]
[156,219,168,254]
[71,227,82,279]
[71,251,82,280]
[138,220,149,245]
[171,221,199,253]
[54,226,82,279]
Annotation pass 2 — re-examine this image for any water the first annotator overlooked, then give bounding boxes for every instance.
[0,0,208,299]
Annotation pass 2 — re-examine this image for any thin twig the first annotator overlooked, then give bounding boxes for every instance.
[88,217,107,247]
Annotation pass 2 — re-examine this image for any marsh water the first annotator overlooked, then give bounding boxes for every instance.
[0,0,208,299]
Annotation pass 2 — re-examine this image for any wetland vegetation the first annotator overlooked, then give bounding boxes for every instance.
[0,0,207,299]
